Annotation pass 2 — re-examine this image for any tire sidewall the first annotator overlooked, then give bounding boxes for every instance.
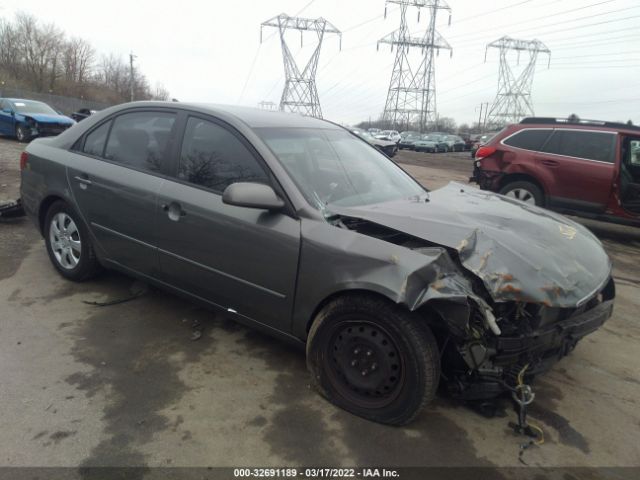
[307,297,439,425]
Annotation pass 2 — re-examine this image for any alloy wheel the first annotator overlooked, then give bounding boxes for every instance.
[504,188,536,204]
[49,212,81,269]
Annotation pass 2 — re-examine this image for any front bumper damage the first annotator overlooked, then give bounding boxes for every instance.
[444,278,615,400]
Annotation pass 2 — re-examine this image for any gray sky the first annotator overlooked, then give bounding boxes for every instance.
[3,0,639,126]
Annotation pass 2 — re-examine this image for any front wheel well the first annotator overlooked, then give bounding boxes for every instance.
[305,289,445,340]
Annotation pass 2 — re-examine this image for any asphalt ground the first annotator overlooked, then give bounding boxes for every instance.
[0,137,639,476]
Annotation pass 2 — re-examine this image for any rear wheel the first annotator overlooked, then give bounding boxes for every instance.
[15,125,30,142]
[44,201,101,281]
[307,294,440,425]
[499,180,544,206]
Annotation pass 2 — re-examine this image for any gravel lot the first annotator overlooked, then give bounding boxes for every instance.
[0,136,639,474]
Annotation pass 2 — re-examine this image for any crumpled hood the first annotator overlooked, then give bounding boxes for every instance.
[329,182,611,308]
[23,113,74,124]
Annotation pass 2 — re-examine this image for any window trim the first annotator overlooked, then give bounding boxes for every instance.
[500,127,617,164]
[499,127,554,153]
[70,107,180,179]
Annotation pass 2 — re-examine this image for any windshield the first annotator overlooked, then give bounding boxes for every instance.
[11,100,58,115]
[422,134,441,141]
[257,128,426,209]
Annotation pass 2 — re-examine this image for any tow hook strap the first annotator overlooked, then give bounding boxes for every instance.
[506,364,545,464]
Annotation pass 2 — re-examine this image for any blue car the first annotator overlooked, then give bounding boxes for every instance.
[0,98,75,142]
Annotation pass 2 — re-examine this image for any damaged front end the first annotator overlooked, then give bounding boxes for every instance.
[323,184,616,400]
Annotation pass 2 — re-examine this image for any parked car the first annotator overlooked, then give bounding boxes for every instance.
[441,135,466,152]
[0,98,75,142]
[470,117,640,227]
[351,127,398,157]
[398,132,422,150]
[21,103,615,425]
[71,108,98,122]
[367,128,381,135]
[375,130,401,143]
[413,133,447,153]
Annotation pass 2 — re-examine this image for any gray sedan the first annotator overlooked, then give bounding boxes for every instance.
[21,102,615,425]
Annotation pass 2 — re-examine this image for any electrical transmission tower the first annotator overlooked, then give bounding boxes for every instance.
[261,14,341,118]
[378,0,452,132]
[485,36,551,127]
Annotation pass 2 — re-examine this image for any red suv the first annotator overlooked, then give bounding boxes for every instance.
[470,117,640,227]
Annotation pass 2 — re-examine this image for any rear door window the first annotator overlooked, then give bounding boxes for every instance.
[177,117,268,193]
[503,129,552,151]
[541,130,615,163]
[104,111,176,173]
[82,121,111,157]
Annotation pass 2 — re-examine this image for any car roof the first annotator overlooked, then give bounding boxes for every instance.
[94,101,342,130]
[516,117,640,135]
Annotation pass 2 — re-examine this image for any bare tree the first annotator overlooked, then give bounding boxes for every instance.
[62,37,94,84]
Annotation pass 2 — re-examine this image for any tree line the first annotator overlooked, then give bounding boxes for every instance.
[0,12,169,105]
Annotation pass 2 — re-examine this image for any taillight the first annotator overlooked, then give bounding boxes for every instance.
[475,146,496,159]
[20,151,29,170]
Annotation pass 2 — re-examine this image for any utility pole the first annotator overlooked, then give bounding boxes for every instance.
[261,13,341,118]
[129,52,137,102]
[378,0,452,132]
[485,36,550,128]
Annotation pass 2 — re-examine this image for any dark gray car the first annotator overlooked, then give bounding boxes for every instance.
[20,102,615,425]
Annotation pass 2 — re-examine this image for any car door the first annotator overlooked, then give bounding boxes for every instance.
[156,115,301,332]
[0,99,15,135]
[535,129,616,212]
[66,109,178,277]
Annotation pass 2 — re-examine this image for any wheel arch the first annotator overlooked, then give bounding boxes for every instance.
[38,194,66,235]
[303,288,455,342]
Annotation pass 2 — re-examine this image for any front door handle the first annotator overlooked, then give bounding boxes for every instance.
[74,174,92,189]
[161,201,186,221]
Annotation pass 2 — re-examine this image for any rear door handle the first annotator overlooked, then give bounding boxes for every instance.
[74,174,92,189]
[541,159,560,167]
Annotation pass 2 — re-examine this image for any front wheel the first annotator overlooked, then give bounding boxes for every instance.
[44,200,101,281]
[499,181,544,206]
[15,125,30,142]
[307,294,440,425]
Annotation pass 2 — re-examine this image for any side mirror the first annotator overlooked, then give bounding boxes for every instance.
[2,108,13,115]
[222,182,285,211]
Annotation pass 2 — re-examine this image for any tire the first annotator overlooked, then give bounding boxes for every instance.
[44,200,101,281]
[15,124,30,143]
[307,294,440,425]
[499,180,544,206]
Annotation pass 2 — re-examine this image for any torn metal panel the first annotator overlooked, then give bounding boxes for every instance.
[291,218,479,339]
[326,182,612,308]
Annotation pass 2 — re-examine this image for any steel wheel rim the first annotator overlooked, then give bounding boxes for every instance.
[325,320,404,409]
[505,188,536,204]
[49,212,81,269]
[16,127,24,141]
